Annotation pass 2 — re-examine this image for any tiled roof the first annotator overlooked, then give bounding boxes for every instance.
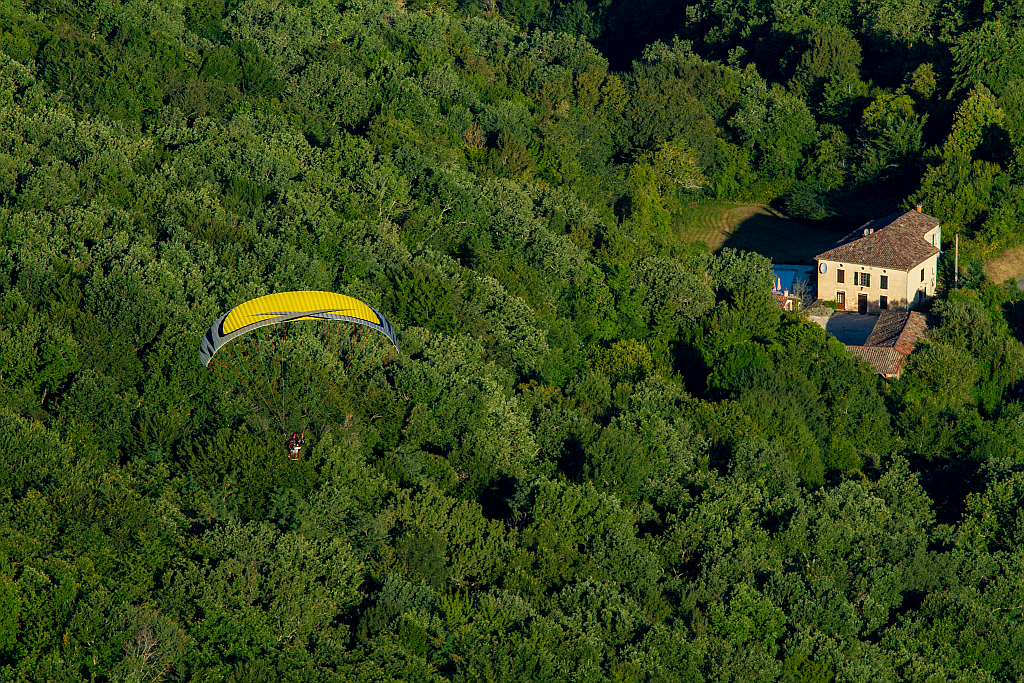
[863,310,931,353]
[845,346,906,377]
[773,293,798,310]
[895,312,930,354]
[863,310,910,347]
[816,210,939,270]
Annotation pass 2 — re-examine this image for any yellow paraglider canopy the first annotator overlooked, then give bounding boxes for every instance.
[200,291,398,366]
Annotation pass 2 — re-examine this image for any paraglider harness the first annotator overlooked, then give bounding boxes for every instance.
[285,431,306,460]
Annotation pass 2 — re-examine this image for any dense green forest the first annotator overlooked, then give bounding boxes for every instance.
[6,0,1024,680]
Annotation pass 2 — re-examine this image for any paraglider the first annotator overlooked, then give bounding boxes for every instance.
[285,432,305,460]
[199,291,399,458]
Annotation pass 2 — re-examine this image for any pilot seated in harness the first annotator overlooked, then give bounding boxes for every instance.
[285,431,306,460]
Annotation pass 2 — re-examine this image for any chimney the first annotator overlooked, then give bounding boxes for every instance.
[916,204,922,212]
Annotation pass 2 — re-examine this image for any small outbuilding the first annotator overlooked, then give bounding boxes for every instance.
[844,310,931,379]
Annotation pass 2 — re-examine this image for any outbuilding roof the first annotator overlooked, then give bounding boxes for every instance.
[815,210,940,270]
[845,346,906,378]
[844,310,931,378]
[863,310,931,352]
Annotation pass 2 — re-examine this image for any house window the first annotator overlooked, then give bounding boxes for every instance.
[932,234,936,245]
[880,296,888,309]
[921,268,925,281]
[880,275,888,289]
[837,269,845,283]
[854,272,871,286]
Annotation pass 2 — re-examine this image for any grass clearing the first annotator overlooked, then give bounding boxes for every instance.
[984,246,1024,285]
[673,202,850,264]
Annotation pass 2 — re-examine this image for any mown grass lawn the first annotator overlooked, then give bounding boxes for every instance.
[984,245,1024,286]
[673,202,850,264]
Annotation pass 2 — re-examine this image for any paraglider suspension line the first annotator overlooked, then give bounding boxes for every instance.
[213,347,287,432]
[304,322,351,427]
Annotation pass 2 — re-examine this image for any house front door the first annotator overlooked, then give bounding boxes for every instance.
[836,291,845,310]
[858,293,868,314]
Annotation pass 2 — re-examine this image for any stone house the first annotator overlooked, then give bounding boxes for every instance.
[815,209,941,314]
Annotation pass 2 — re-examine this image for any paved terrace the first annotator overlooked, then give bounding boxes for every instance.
[807,311,878,345]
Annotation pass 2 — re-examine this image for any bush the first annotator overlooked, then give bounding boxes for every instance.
[805,300,836,316]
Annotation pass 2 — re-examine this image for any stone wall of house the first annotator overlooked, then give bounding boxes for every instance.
[816,254,939,313]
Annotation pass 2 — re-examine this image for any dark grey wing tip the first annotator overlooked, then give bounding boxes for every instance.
[199,312,229,366]
[370,304,400,354]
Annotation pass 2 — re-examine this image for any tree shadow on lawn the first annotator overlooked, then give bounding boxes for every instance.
[717,195,907,264]
[717,207,850,265]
